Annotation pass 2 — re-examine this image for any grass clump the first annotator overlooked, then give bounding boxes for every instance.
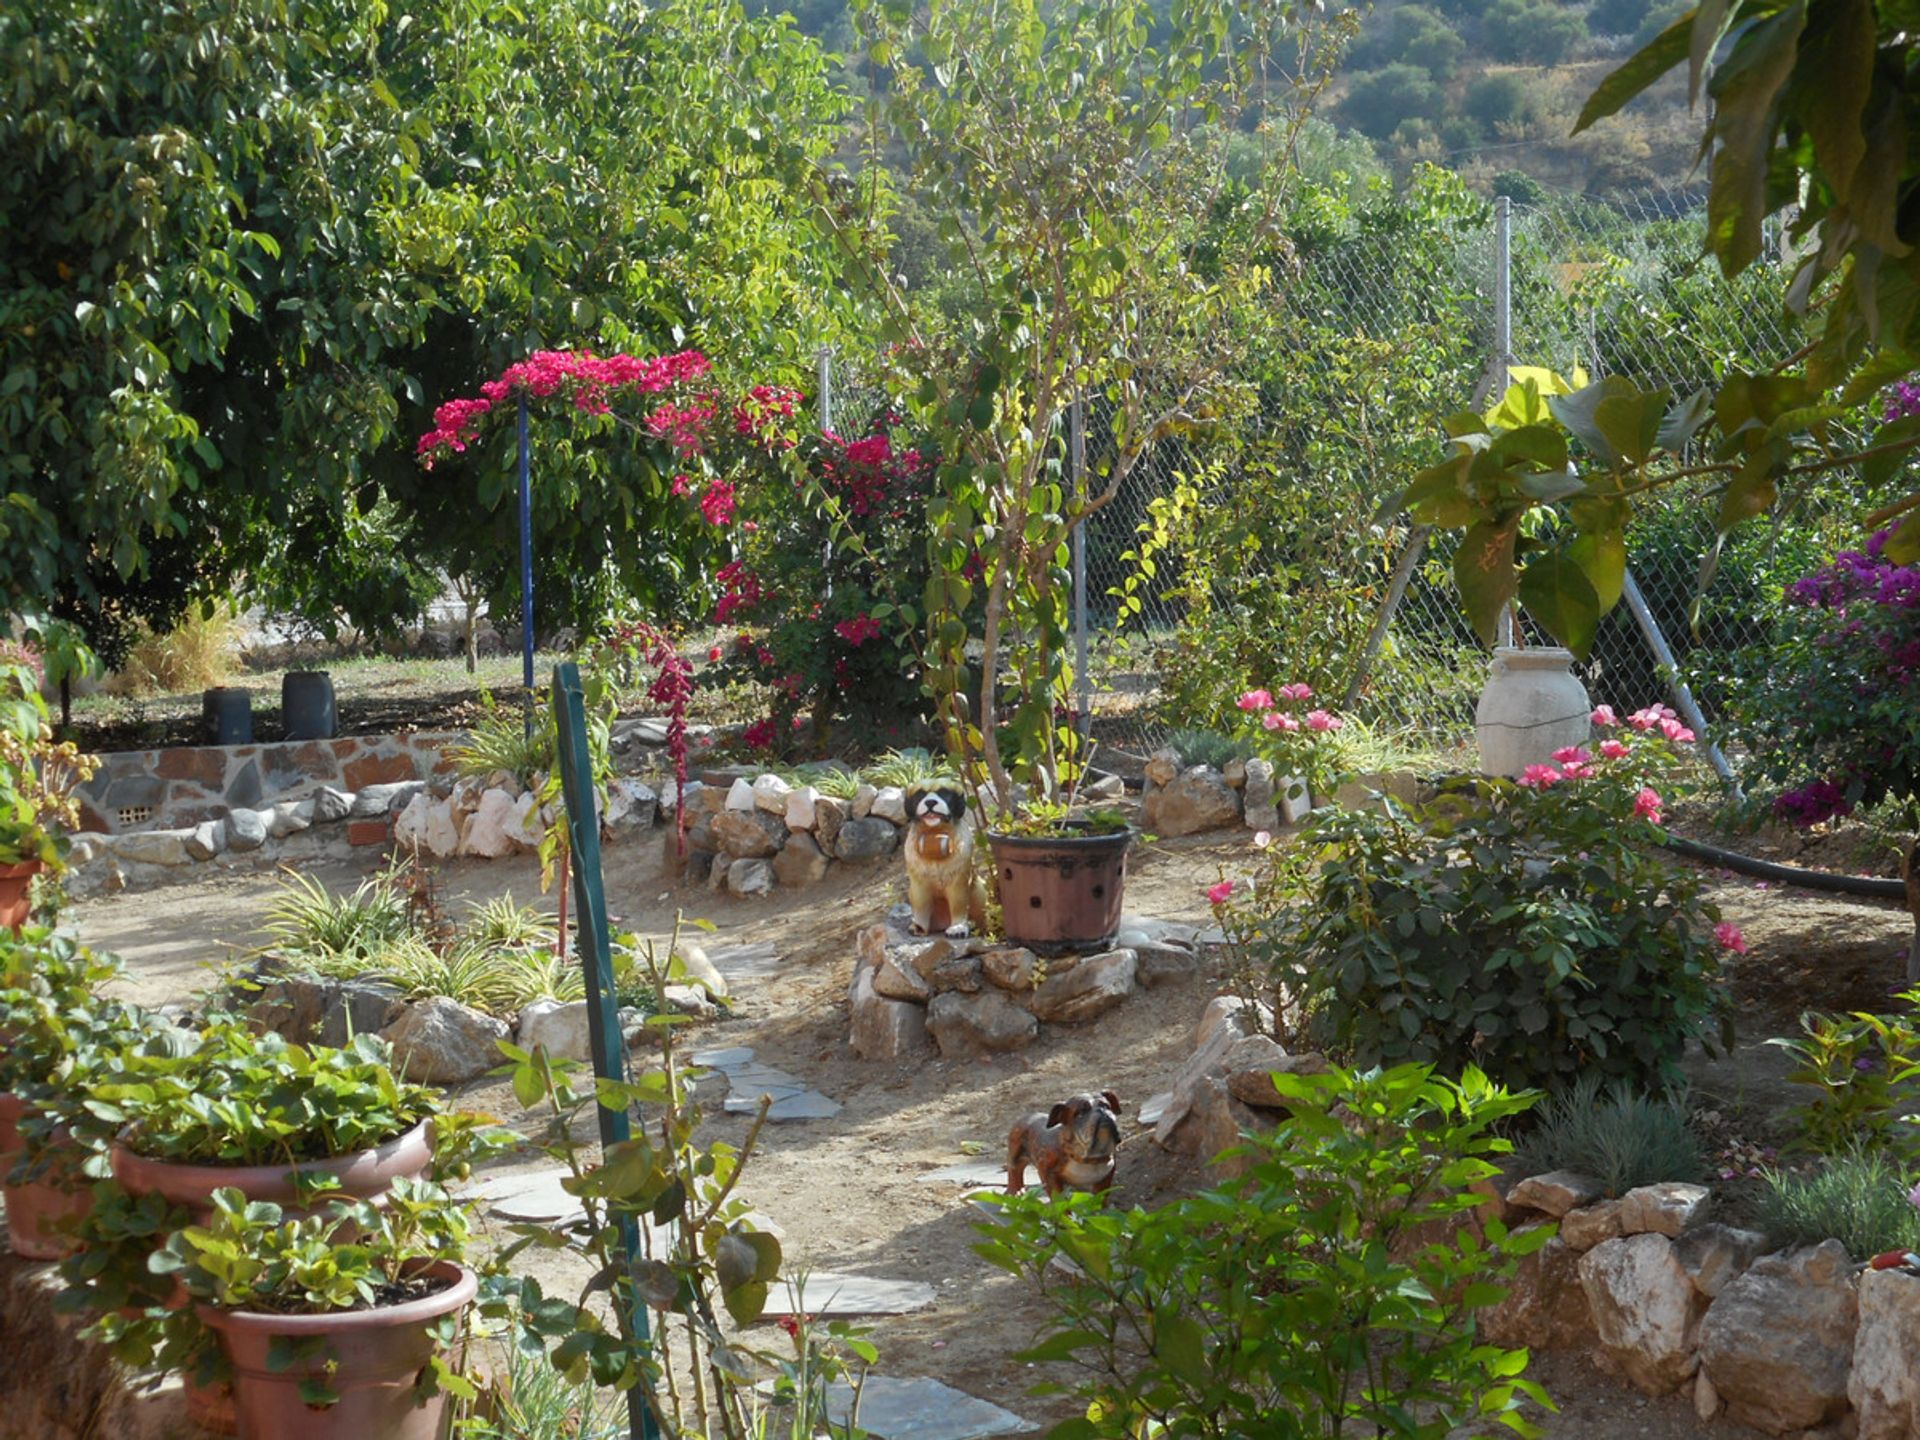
[1758,1150,1920,1261]
[864,746,946,789]
[1512,1073,1705,1196]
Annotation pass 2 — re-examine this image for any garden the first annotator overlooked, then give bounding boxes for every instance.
[8,1,1920,1439]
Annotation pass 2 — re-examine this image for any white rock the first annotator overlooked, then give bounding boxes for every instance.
[382,997,511,1085]
[871,786,908,824]
[1697,1239,1854,1434]
[268,798,315,838]
[784,785,819,831]
[662,984,719,1020]
[184,820,226,861]
[1851,1266,1920,1440]
[393,792,432,851]
[848,956,932,1060]
[670,943,730,1000]
[517,998,593,1063]
[752,773,793,813]
[424,798,463,858]
[725,777,756,811]
[225,807,268,852]
[1578,1233,1705,1395]
[1028,948,1137,1023]
[852,783,877,818]
[727,858,776,896]
[1618,1181,1711,1238]
[504,791,546,849]
[461,787,522,858]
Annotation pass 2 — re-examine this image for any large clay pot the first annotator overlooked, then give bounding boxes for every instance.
[987,824,1133,956]
[0,860,43,934]
[199,1260,475,1440]
[1475,646,1592,779]
[111,1117,434,1222]
[1,1093,93,1259]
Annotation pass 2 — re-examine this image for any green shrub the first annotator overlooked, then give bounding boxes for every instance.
[1765,1001,1920,1156]
[449,689,554,784]
[1216,736,1731,1093]
[1343,63,1442,140]
[1164,726,1251,771]
[262,868,411,963]
[976,1063,1551,1439]
[1758,1151,1920,1261]
[1513,1074,1705,1196]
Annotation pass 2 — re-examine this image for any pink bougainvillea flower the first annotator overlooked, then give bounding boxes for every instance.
[1551,746,1591,766]
[1304,709,1342,732]
[1206,880,1235,905]
[1632,787,1664,823]
[834,613,882,647]
[1714,922,1749,954]
[1518,764,1563,788]
[1263,712,1300,732]
[1237,689,1274,711]
[669,473,692,498]
[698,478,737,526]
[1591,704,1618,727]
[1278,682,1313,701]
[1598,739,1630,760]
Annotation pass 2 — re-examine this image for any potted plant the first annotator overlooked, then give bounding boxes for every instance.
[0,656,97,931]
[156,1178,477,1440]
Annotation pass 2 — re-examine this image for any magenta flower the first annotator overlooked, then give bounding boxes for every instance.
[1658,717,1696,744]
[1206,880,1235,905]
[1278,682,1314,702]
[1632,787,1663,823]
[1304,710,1342,732]
[1518,764,1563,788]
[1591,704,1618,727]
[1714,922,1748,954]
[1599,739,1630,760]
[1237,689,1274,712]
[1263,712,1299,732]
[1551,746,1591,766]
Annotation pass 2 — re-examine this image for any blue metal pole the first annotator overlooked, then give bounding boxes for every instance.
[518,391,536,719]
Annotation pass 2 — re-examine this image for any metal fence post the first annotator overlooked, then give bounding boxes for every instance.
[1070,394,1091,742]
[1618,571,1743,798]
[816,346,833,435]
[1492,194,1517,651]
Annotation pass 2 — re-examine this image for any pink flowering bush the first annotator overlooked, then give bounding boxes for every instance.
[1214,715,1730,1092]
[1230,683,1342,794]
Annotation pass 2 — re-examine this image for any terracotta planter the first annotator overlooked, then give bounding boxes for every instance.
[987,824,1133,956]
[0,860,43,934]
[1,1092,93,1260]
[111,1117,434,1222]
[199,1260,475,1440]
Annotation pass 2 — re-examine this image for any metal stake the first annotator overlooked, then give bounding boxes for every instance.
[518,392,536,731]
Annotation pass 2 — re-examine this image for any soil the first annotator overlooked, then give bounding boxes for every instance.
[67,821,1914,1440]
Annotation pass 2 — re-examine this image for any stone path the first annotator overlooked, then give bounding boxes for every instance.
[701,940,784,982]
[765,1272,937,1317]
[915,1159,1008,1188]
[693,1043,843,1122]
[823,1377,1032,1439]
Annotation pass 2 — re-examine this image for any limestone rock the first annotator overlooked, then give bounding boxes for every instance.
[725,777,756,811]
[662,984,719,1020]
[1560,1198,1625,1253]
[1509,1171,1605,1219]
[1850,1266,1920,1440]
[1153,995,1274,1163]
[113,829,192,867]
[1222,758,1248,789]
[849,959,932,1060]
[1128,938,1199,987]
[926,988,1038,1058]
[1243,758,1278,830]
[751,773,792,814]
[393,793,431,851]
[1224,1039,1327,1107]
[352,781,421,818]
[814,795,848,854]
[980,947,1039,992]
[772,831,830,888]
[1029,948,1136,1023]
[834,816,898,862]
[1694,1371,1722,1422]
[424,798,463,858]
[726,858,776,897]
[618,780,658,830]
[1673,1224,1769,1299]
[713,807,787,859]
[312,786,355,823]
[1143,748,1180,788]
[382,997,511,1085]
[1698,1240,1854,1434]
[1142,766,1241,837]
[461,788,521,858]
[1483,1231,1595,1350]
[1618,1181,1711,1238]
[516,998,594,1063]
[852,783,877,818]
[184,820,225,861]
[688,781,727,816]
[871,786,908,824]
[873,949,933,1003]
[784,785,819,832]
[669,943,729,1000]
[504,791,546,849]
[268,798,314,839]
[706,854,730,891]
[1578,1233,1705,1395]
[1084,773,1125,801]
[225,807,268,852]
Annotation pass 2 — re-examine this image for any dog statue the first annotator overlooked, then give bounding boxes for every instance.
[904,784,977,939]
[1006,1091,1123,1198]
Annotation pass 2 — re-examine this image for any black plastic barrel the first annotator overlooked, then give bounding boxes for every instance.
[201,687,253,745]
[281,671,337,741]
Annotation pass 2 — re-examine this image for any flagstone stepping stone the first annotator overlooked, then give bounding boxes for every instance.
[704,941,783,980]
[690,1045,757,1072]
[916,1160,1008,1187]
[710,1056,841,1121]
[823,1377,1032,1439]
[766,1272,937,1317]
[469,1166,784,1236]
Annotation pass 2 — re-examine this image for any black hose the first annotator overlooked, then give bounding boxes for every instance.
[1664,833,1907,900]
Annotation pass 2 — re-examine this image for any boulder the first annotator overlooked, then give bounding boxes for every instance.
[1618,1181,1711,1238]
[184,820,226,862]
[1028,948,1136,1023]
[1851,1266,1920,1440]
[225,807,269,852]
[313,979,410,1048]
[517,999,593,1062]
[814,796,848,854]
[726,858,776,897]
[751,773,792,813]
[784,785,819,832]
[393,793,431,851]
[713,808,787,859]
[312,786,355,823]
[1673,1223,1769,1299]
[921,946,984,994]
[1084,773,1125,801]
[1143,748,1180,788]
[926,988,1038,1058]
[980,947,1039,992]
[113,829,192,867]
[1698,1240,1854,1434]
[424,798,464,858]
[1224,1039,1327,1107]
[662,984,719,1020]
[352,781,422,818]
[725,777,756,811]
[1242,758,1279,831]
[1142,766,1241,837]
[852,783,877,818]
[1508,1171,1605,1219]
[834,817,898,862]
[873,949,933,1003]
[619,781,659,830]
[1482,1231,1596,1350]
[1559,1199,1625,1253]
[771,831,831,888]
[1152,996,1276,1172]
[381,997,511,1085]
[1128,939,1199,987]
[689,782,728,816]
[871,786,908,823]
[268,798,314,839]
[1578,1233,1705,1394]
[849,959,932,1060]
[461,787,521,858]
[670,944,730,1001]
[504,791,546,849]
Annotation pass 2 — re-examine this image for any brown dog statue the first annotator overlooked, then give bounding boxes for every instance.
[1006,1091,1122,1198]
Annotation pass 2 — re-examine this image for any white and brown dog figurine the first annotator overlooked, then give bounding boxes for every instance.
[1007,1091,1123,1198]
[904,784,976,938]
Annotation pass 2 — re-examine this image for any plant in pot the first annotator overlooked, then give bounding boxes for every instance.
[827,0,1339,949]
[0,655,98,931]
[153,1177,478,1440]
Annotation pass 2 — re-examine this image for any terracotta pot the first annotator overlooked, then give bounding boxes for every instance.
[0,859,43,934]
[987,824,1133,956]
[199,1260,474,1440]
[1,1093,94,1260]
[111,1117,434,1222]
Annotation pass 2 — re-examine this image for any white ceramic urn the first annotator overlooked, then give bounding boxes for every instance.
[1475,646,1591,779]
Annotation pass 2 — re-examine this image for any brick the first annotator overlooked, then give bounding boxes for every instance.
[346,818,391,847]
[342,750,416,790]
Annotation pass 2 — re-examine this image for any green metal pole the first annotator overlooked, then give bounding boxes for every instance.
[551,661,659,1440]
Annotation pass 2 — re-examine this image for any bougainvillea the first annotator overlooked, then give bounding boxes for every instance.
[1723,527,1920,827]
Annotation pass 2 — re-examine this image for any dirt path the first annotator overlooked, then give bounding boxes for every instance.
[66,828,1911,1438]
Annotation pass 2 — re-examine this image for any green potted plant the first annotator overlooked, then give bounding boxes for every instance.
[0,656,98,931]
[155,1178,478,1440]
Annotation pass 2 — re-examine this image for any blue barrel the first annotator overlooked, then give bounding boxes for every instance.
[202,688,253,745]
[281,671,337,741]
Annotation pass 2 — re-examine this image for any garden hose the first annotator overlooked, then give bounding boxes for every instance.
[1662,833,1906,901]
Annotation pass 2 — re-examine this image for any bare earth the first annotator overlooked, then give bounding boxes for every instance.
[69,824,1911,1440]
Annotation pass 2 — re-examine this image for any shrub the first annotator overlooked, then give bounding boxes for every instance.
[103,603,238,697]
[1513,1074,1706,1196]
[1164,726,1251,772]
[1343,64,1442,141]
[1765,1001,1920,1156]
[1465,75,1541,133]
[1215,716,1734,1092]
[1483,0,1588,63]
[1351,5,1466,79]
[1758,1151,1920,1261]
[975,1063,1551,1439]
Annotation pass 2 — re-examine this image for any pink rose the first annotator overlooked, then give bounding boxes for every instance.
[1551,746,1591,766]
[707,645,723,663]
[1598,739,1629,760]
[1253,830,1272,849]
[1591,704,1618,727]
[1304,710,1341,732]
[1632,787,1663,823]
[1206,880,1235,905]
[1278,682,1314,702]
[1518,764,1562,788]
[1237,689,1274,712]
[1263,712,1299,732]
[1658,717,1696,743]
[1714,922,1748,955]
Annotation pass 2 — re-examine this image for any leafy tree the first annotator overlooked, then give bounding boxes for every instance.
[1343,63,1445,140]
[1590,0,1655,37]
[1483,0,1588,64]
[1352,4,1467,80]
[1466,73,1543,132]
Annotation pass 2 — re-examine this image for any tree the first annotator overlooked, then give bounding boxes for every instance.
[1465,74,1543,132]
[1590,0,1655,37]
[1352,5,1467,80]
[0,0,857,655]
[1483,0,1588,64]
[1344,64,1445,141]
